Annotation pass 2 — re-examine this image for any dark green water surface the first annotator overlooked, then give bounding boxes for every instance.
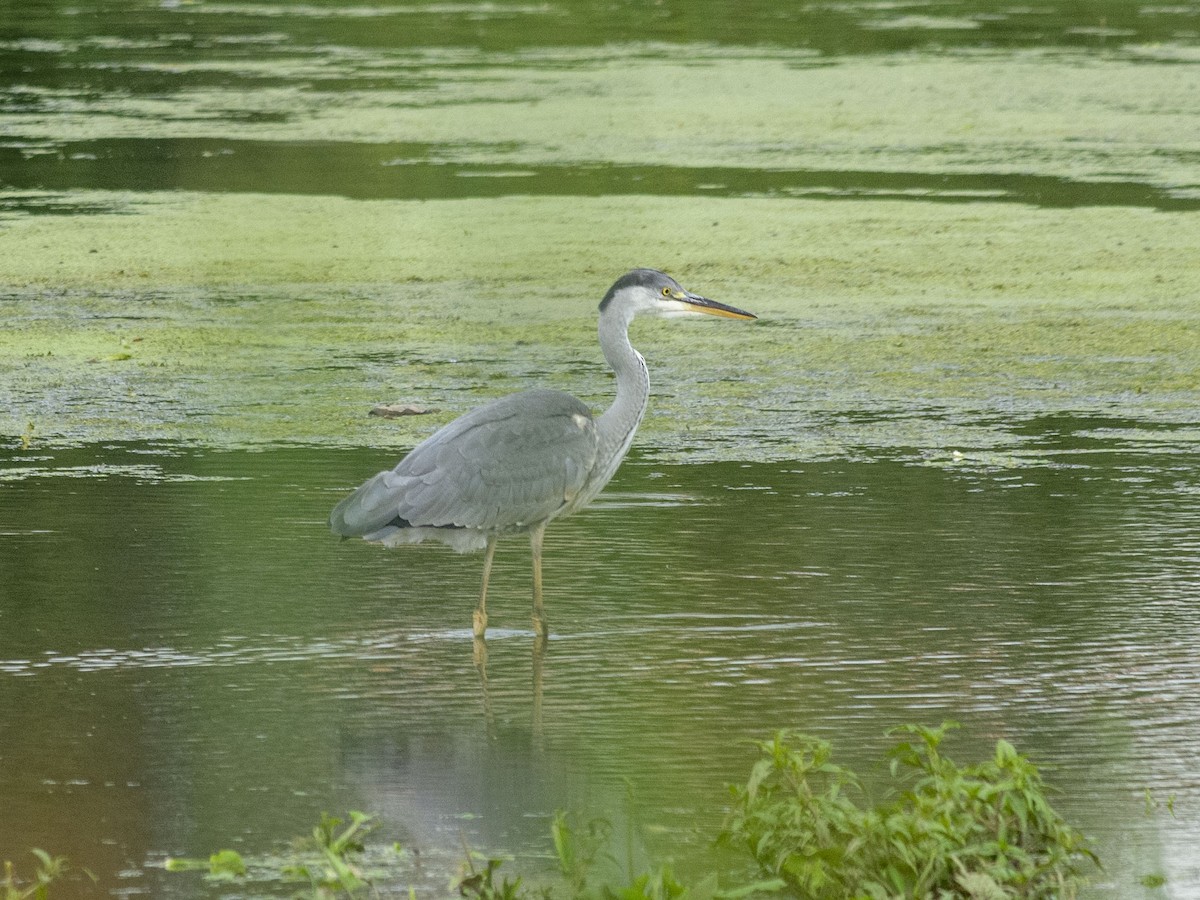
[3,0,1199,214]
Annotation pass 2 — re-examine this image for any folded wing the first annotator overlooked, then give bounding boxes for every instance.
[330,388,599,538]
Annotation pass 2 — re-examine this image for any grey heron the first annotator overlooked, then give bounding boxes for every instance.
[329,268,756,639]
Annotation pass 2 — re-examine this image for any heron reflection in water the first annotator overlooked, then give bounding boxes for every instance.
[330,269,756,645]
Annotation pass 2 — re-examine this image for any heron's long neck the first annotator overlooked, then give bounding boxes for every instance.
[595,306,649,471]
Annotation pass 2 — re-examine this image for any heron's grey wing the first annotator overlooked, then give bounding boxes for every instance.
[329,389,598,536]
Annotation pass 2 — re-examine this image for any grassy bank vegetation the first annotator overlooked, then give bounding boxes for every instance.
[4,723,1104,899]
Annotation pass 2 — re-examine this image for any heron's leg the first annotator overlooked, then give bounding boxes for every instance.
[474,535,497,639]
[532,627,546,745]
[474,636,494,735]
[530,523,547,639]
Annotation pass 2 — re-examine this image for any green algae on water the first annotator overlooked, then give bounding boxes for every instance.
[2,192,1197,458]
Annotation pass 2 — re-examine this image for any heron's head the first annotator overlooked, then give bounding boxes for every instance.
[599,268,756,321]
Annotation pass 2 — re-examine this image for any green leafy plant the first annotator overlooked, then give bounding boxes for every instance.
[283,810,378,897]
[458,811,780,900]
[552,810,613,895]
[164,848,247,881]
[166,810,391,898]
[455,850,546,900]
[722,723,1099,899]
[2,851,69,900]
[158,726,1103,899]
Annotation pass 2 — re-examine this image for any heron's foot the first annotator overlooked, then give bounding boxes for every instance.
[472,608,488,640]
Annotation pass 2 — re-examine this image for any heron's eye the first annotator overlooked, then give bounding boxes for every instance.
[661,287,671,297]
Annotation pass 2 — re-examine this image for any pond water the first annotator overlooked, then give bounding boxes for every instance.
[3,0,1200,897]
[3,436,1200,897]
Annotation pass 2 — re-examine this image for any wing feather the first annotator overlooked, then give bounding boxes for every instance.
[329,388,598,537]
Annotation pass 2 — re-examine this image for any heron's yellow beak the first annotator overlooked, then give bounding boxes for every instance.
[680,292,757,320]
